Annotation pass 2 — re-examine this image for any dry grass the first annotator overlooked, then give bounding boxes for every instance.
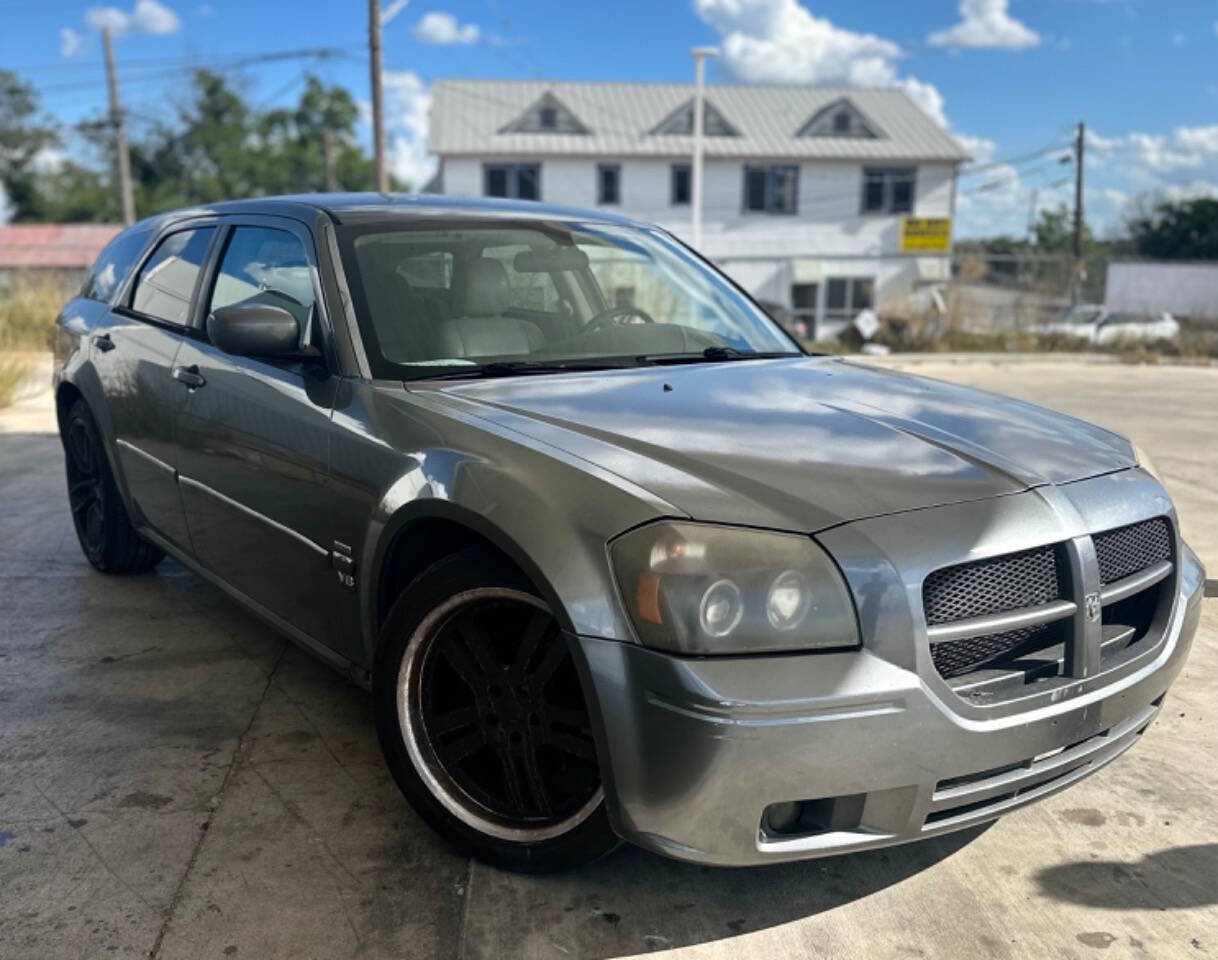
[0,276,64,352]
[0,355,32,409]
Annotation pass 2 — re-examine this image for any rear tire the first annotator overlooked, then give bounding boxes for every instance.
[62,399,164,574]
[374,546,619,873]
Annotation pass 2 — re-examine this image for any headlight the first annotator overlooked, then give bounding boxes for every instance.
[609,521,860,654]
[1132,443,1162,483]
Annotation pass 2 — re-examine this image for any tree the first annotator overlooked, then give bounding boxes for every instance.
[0,69,59,221]
[1032,204,1093,254]
[1127,198,1218,260]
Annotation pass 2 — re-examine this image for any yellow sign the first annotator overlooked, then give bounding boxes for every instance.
[900,217,952,253]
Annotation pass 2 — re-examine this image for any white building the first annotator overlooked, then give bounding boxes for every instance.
[427,80,969,338]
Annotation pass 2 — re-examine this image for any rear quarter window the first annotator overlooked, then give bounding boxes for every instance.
[80,229,150,303]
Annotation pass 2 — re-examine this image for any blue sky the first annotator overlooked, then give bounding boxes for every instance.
[4,0,1217,236]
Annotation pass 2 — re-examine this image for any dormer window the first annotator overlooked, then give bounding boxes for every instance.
[651,99,740,137]
[499,93,589,134]
[797,98,882,139]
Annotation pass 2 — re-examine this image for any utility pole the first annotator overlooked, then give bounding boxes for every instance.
[1071,121,1085,304]
[690,46,718,251]
[102,26,135,226]
[369,0,388,193]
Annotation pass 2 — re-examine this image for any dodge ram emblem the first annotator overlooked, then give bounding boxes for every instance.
[1085,592,1102,622]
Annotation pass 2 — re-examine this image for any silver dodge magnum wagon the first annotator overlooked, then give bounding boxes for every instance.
[52,195,1205,872]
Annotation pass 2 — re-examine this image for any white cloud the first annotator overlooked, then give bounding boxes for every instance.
[59,26,84,57]
[1161,180,1218,202]
[85,0,181,37]
[413,11,479,45]
[927,0,1040,50]
[692,0,951,126]
[1088,124,1218,173]
[384,70,436,190]
[954,133,997,164]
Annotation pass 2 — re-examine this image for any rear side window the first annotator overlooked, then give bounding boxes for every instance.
[208,227,315,331]
[131,228,215,326]
[81,230,149,303]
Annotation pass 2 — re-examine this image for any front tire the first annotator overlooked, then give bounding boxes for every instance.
[62,398,164,574]
[374,547,619,872]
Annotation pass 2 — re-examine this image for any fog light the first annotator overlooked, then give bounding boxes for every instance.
[764,801,804,833]
[767,569,810,630]
[699,579,742,637]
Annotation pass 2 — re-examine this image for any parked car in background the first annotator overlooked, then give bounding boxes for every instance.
[1036,304,1180,345]
[52,195,1204,872]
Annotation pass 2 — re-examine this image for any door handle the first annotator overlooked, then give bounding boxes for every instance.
[172,364,206,389]
[92,333,115,352]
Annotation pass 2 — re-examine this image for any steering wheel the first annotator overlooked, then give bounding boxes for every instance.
[580,304,656,334]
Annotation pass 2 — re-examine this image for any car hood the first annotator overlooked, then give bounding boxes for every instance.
[415,357,1135,531]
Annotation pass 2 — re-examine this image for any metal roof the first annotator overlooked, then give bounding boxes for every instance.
[430,80,970,162]
[0,224,121,269]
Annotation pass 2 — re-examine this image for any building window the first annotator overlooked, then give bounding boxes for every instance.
[743,165,799,214]
[825,277,874,327]
[538,106,557,130]
[862,167,916,214]
[597,163,620,205]
[834,111,851,133]
[789,282,818,339]
[484,163,541,201]
[671,163,691,205]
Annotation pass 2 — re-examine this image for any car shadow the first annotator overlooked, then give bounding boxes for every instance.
[459,824,992,958]
[1034,844,1218,912]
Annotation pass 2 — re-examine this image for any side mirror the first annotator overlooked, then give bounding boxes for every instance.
[207,303,301,358]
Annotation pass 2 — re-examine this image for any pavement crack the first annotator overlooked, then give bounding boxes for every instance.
[456,859,476,960]
[147,641,288,960]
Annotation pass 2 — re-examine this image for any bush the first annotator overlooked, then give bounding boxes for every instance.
[0,275,63,351]
[0,355,31,408]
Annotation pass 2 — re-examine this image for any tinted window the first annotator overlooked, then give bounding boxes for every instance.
[81,230,149,303]
[209,227,314,330]
[130,228,215,325]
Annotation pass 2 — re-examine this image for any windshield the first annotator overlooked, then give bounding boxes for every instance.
[336,219,800,378]
[1063,305,1103,325]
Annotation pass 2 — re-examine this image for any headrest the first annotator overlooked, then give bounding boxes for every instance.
[462,258,510,317]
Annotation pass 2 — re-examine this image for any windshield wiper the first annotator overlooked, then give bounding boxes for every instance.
[635,347,802,366]
[414,359,631,381]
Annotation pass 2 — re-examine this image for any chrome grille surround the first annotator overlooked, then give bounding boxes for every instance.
[922,515,1177,693]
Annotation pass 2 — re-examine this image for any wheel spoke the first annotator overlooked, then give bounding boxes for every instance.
[510,609,551,680]
[457,618,502,677]
[429,704,481,736]
[438,728,488,764]
[549,731,597,762]
[495,743,527,815]
[532,636,568,687]
[521,739,552,817]
[439,638,485,692]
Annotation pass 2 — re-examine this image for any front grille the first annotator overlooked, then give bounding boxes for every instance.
[922,545,1064,626]
[1093,517,1173,585]
[931,622,1063,680]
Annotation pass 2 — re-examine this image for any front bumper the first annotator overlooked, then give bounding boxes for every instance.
[573,477,1206,866]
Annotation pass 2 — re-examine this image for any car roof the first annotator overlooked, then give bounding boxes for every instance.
[142,193,654,231]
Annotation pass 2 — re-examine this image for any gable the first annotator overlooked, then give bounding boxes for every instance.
[650,99,739,137]
[498,92,589,134]
[796,98,882,139]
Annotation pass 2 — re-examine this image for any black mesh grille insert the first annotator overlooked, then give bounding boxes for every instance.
[930,622,1063,680]
[922,545,1064,627]
[1093,517,1172,586]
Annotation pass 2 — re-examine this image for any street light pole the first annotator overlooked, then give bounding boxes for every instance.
[102,26,135,226]
[690,46,718,251]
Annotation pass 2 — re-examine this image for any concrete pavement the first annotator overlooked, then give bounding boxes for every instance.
[0,355,1215,959]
